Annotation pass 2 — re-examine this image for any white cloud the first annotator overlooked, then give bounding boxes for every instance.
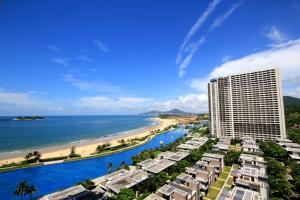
[63,74,121,93]
[265,26,287,43]
[209,2,242,30]
[176,0,221,64]
[73,93,208,114]
[94,40,110,52]
[190,38,300,92]
[221,55,232,63]
[51,58,70,67]
[0,91,57,115]
[78,55,93,62]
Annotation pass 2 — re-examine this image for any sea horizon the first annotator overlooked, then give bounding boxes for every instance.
[0,115,155,154]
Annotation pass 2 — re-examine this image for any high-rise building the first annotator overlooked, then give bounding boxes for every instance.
[208,68,286,140]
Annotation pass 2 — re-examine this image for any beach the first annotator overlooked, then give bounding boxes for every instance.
[0,117,178,165]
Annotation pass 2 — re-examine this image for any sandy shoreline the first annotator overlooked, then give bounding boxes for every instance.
[0,118,178,165]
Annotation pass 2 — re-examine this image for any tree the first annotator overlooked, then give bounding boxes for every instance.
[117,188,135,200]
[70,146,76,156]
[108,162,113,173]
[14,181,29,200]
[33,151,41,161]
[25,152,33,161]
[224,150,241,166]
[25,184,37,200]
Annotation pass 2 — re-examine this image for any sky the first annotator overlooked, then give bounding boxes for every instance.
[0,0,300,115]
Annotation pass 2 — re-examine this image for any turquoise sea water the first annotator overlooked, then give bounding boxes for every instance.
[0,115,153,153]
[0,129,186,199]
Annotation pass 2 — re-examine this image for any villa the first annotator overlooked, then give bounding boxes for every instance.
[275,139,300,162]
[178,137,208,151]
[233,166,268,199]
[202,153,225,175]
[155,182,198,200]
[185,167,214,192]
[242,137,261,153]
[238,154,266,168]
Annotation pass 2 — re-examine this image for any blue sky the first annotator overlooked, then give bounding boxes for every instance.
[0,0,300,115]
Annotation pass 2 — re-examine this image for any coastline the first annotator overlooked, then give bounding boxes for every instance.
[0,117,178,165]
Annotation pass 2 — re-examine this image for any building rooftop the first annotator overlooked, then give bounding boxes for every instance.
[136,159,157,168]
[203,153,224,159]
[159,151,190,162]
[278,142,300,148]
[157,182,193,198]
[286,147,300,153]
[42,185,87,200]
[276,138,292,143]
[239,154,266,164]
[178,143,198,150]
[226,186,262,200]
[144,159,175,174]
[104,169,131,181]
[144,193,165,200]
[176,173,199,185]
[105,169,149,193]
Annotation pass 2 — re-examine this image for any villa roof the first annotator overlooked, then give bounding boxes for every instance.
[239,154,265,163]
[159,151,190,162]
[203,153,224,159]
[43,185,87,200]
[104,169,131,181]
[144,193,165,200]
[137,159,157,168]
[105,169,149,193]
[144,159,175,174]
[226,186,262,200]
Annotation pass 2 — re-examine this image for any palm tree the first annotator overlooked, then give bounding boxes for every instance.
[33,151,41,161]
[25,184,37,200]
[25,152,33,161]
[108,162,113,173]
[14,181,28,200]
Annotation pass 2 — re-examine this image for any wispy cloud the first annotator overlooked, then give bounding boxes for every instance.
[94,40,110,52]
[176,0,221,64]
[179,37,206,77]
[176,1,242,77]
[47,45,60,51]
[63,74,121,93]
[209,2,242,30]
[51,58,70,67]
[77,55,93,62]
[265,26,287,43]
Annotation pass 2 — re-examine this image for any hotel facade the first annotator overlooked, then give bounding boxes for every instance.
[208,68,286,140]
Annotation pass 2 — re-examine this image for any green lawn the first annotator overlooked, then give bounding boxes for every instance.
[223,166,232,173]
[219,172,229,180]
[212,179,225,189]
[233,164,239,170]
[226,176,234,186]
[206,187,220,200]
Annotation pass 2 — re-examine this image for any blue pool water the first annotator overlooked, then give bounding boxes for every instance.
[0,129,186,199]
[0,115,153,153]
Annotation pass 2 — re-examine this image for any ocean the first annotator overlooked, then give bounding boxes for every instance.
[0,115,153,153]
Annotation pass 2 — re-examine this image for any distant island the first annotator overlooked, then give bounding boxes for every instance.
[139,109,195,117]
[13,116,46,121]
